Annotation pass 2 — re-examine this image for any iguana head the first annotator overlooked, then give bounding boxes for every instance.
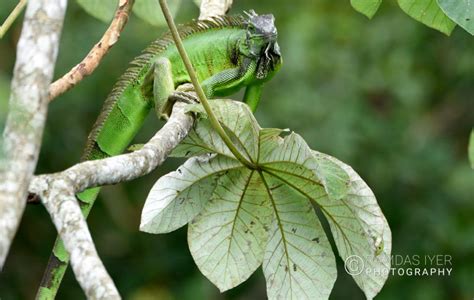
[243,10,282,80]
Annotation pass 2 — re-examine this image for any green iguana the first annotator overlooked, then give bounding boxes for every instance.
[38,10,281,298]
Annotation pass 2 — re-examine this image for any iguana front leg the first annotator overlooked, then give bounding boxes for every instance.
[152,58,199,119]
[152,57,175,119]
[200,67,244,97]
[201,64,264,111]
[243,84,263,112]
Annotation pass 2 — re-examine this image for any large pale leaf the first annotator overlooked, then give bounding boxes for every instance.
[188,169,273,291]
[142,100,390,299]
[398,0,456,35]
[262,174,337,300]
[76,0,117,23]
[140,155,241,233]
[133,0,181,26]
[351,0,382,19]
[438,0,474,35]
[469,129,474,169]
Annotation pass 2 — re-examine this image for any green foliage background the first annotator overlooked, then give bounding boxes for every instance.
[0,0,473,299]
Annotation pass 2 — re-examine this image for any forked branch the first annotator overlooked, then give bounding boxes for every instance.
[30,102,193,299]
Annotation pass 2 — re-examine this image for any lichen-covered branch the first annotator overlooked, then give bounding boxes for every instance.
[48,0,134,101]
[199,0,233,19]
[29,102,193,298]
[0,0,67,268]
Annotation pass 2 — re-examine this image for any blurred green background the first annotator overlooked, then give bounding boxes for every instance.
[1,0,473,299]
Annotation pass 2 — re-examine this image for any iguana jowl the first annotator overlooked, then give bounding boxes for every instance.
[39,11,281,297]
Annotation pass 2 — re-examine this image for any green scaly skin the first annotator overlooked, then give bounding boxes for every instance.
[37,12,281,299]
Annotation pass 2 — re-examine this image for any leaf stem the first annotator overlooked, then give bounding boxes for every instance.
[0,0,27,39]
[158,0,256,169]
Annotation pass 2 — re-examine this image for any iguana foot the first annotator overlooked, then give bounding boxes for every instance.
[169,90,199,105]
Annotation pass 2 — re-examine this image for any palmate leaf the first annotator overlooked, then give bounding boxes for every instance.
[140,100,391,299]
[397,0,456,35]
[438,0,474,35]
[351,0,382,19]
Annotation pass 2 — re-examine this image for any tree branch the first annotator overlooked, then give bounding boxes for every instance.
[30,102,193,299]
[0,0,67,269]
[31,102,193,194]
[48,0,134,101]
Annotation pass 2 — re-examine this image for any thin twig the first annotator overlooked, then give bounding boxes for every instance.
[158,0,254,169]
[48,0,134,100]
[0,0,67,269]
[0,0,27,39]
